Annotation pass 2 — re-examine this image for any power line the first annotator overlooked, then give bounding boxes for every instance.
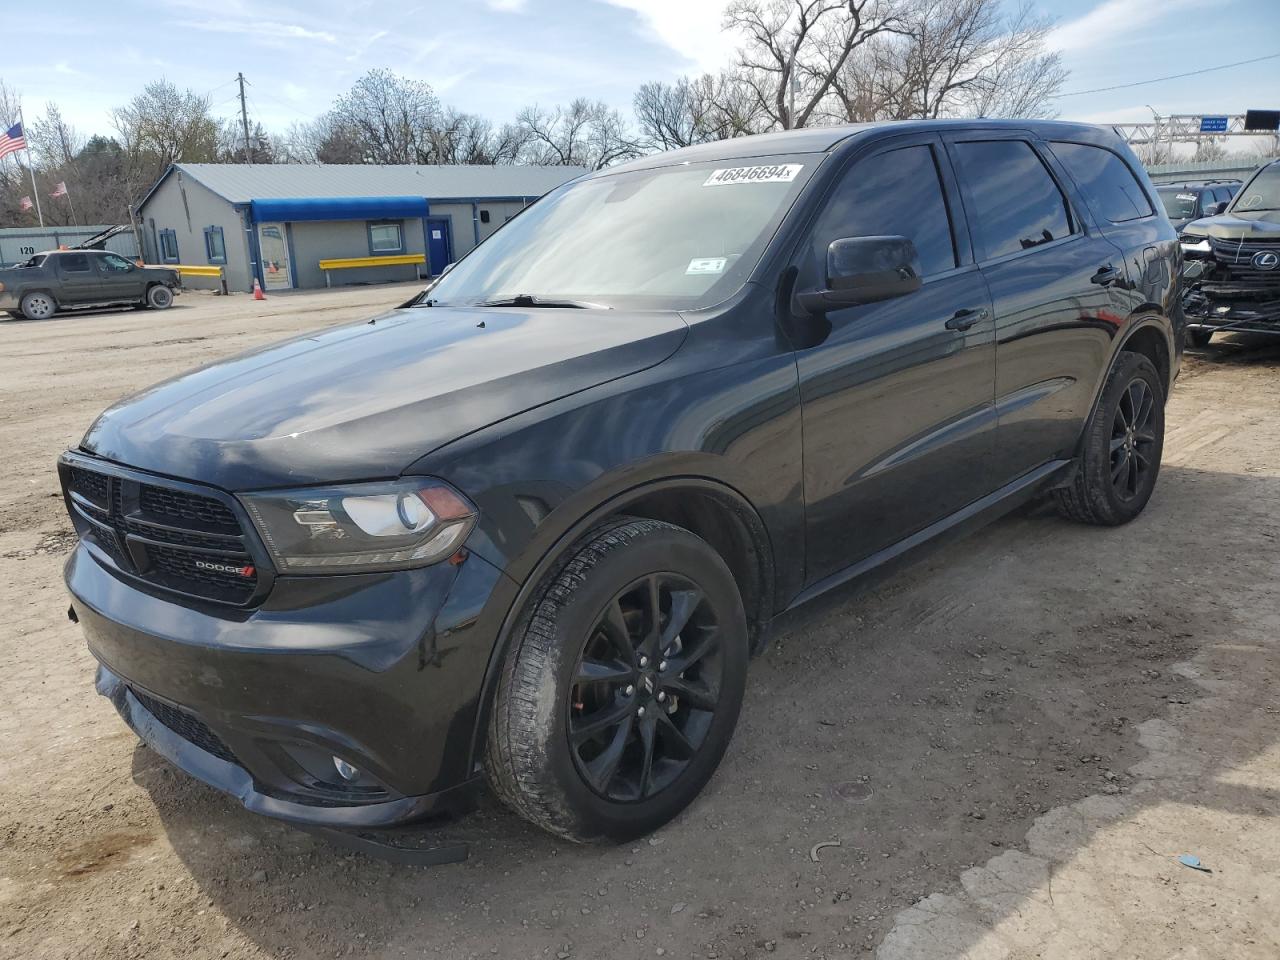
[1052,52,1280,98]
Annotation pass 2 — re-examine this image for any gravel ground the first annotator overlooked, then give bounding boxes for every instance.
[0,289,1276,960]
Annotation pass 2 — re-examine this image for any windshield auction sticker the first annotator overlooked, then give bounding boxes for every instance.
[703,164,803,187]
[686,257,728,275]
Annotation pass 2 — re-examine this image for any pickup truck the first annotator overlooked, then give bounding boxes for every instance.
[0,249,180,321]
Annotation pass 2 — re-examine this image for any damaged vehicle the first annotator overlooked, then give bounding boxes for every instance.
[1180,158,1280,347]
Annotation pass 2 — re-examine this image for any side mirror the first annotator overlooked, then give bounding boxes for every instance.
[798,236,922,314]
[1206,201,1228,216]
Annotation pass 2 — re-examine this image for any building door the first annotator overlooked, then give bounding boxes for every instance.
[425,218,453,275]
[258,222,293,290]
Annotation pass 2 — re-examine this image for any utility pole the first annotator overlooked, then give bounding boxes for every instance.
[237,72,252,164]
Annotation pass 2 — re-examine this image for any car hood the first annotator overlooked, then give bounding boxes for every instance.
[1182,209,1280,240]
[82,306,688,489]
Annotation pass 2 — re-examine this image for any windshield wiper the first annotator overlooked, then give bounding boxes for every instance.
[476,294,612,310]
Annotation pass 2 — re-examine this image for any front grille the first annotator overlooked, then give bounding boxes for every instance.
[64,461,261,605]
[129,687,239,765]
[1209,236,1280,282]
[138,486,240,532]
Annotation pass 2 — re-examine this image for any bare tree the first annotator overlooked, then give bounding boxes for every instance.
[828,0,1066,122]
[111,79,219,200]
[325,69,444,164]
[634,73,769,149]
[516,99,640,169]
[725,0,905,129]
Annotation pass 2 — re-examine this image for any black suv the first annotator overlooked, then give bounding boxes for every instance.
[61,120,1180,843]
[1156,180,1240,232]
[1179,159,1280,346]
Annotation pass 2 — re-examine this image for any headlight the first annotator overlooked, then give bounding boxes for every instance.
[1180,237,1211,256]
[240,478,477,574]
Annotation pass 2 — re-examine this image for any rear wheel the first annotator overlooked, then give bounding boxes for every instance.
[486,518,748,842]
[1186,328,1213,348]
[1055,351,1164,525]
[20,292,56,321]
[146,285,173,309]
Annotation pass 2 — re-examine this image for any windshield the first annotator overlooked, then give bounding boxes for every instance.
[1157,187,1199,220]
[424,156,817,311]
[1232,164,1280,212]
[16,254,46,268]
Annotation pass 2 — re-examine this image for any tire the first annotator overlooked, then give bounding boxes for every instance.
[19,291,56,321]
[146,285,174,309]
[486,518,748,843]
[1055,351,1164,526]
[1186,328,1213,348]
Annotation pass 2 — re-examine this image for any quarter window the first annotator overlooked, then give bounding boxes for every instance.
[802,143,958,282]
[1050,141,1152,223]
[158,229,179,263]
[368,222,404,254]
[204,226,227,264]
[952,140,1073,260]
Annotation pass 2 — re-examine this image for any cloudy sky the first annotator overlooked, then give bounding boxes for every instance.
[6,0,1280,140]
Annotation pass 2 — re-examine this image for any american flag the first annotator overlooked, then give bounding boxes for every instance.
[50,181,68,198]
[20,196,32,210]
[0,122,26,161]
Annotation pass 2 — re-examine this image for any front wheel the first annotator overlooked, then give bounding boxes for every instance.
[146,285,174,309]
[1055,350,1165,525]
[486,518,748,842]
[20,292,56,321]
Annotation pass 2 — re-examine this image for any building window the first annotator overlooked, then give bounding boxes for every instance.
[158,229,179,263]
[479,209,491,224]
[368,221,404,254]
[204,226,227,264]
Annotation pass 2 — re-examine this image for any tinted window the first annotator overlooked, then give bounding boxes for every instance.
[1050,141,1152,223]
[953,140,1072,259]
[1213,188,1231,204]
[803,143,957,281]
[60,253,90,272]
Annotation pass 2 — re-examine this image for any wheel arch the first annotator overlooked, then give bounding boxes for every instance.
[466,474,776,773]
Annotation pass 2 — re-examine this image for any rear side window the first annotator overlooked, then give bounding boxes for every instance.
[804,143,957,279]
[60,253,90,272]
[1050,141,1153,223]
[952,140,1073,260]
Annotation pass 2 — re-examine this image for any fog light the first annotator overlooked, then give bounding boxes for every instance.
[333,756,360,781]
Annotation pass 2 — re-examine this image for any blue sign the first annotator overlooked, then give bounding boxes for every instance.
[1200,116,1229,133]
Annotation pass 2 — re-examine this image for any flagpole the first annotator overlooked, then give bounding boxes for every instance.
[63,187,78,226]
[17,106,44,228]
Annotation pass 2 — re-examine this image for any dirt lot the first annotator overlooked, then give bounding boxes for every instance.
[1,289,1277,960]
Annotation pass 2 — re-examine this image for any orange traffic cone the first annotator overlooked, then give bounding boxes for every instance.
[252,277,266,301]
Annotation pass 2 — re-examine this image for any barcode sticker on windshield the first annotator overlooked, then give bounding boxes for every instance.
[686,257,727,275]
[1177,193,1197,201]
[703,164,803,187]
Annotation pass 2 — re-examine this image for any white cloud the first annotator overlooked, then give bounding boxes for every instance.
[599,0,737,75]
[1048,0,1206,52]
[484,0,527,11]
[176,19,338,43]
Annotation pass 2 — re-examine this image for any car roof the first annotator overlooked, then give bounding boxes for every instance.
[600,118,1117,175]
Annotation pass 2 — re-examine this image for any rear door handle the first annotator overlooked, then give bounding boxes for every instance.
[1091,264,1119,286]
[945,307,989,331]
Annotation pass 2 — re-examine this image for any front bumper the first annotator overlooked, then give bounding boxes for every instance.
[67,536,511,827]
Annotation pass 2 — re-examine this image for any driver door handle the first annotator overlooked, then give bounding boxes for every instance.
[945,307,989,331]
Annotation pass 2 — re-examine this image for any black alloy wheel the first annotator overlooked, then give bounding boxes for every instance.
[485,518,748,842]
[568,573,722,802]
[1110,376,1158,501]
